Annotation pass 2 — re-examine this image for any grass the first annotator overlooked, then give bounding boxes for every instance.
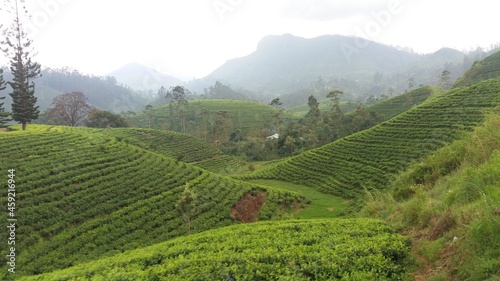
[359,111,500,280]
[248,179,349,218]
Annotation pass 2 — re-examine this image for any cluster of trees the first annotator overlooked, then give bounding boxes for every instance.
[201,81,248,100]
[145,85,234,145]
[142,85,386,160]
[43,91,128,128]
[261,91,384,158]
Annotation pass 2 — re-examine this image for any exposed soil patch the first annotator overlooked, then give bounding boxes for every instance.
[327,207,335,211]
[230,191,266,223]
[0,128,8,133]
[428,210,455,240]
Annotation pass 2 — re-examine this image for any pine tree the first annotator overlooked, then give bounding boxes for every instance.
[1,0,41,130]
[0,68,12,127]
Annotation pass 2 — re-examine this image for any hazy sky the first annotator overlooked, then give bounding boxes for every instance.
[1,0,498,80]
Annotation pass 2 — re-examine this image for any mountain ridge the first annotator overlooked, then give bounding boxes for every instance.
[187,34,472,98]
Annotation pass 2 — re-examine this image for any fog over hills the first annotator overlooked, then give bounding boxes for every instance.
[187,34,485,100]
[108,63,185,95]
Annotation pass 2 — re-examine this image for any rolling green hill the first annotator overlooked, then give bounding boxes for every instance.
[453,50,500,88]
[0,125,304,278]
[287,101,358,117]
[238,79,500,198]
[134,99,294,133]
[20,218,411,281]
[360,86,435,120]
[288,86,433,120]
[361,112,500,280]
[36,126,245,173]
[85,127,244,173]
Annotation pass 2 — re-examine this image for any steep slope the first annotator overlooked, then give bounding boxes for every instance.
[20,219,411,281]
[361,112,500,280]
[108,63,184,93]
[453,50,500,88]
[0,125,304,278]
[239,79,500,198]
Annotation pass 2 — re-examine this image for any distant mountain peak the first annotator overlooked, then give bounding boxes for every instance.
[108,63,184,94]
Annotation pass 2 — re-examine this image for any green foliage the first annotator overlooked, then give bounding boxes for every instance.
[275,87,433,157]
[2,1,42,130]
[454,50,500,88]
[133,99,292,134]
[19,219,411,281]
[360,111,500,280]
[202,81,247,100]
[239,80,500,198]
[362,86,434,120]
[68,126,245,173]
[249,179,349,218]
[86,109,128,128]
[39,68,146,112]
[195,155,246,174]
[0,125,304,277]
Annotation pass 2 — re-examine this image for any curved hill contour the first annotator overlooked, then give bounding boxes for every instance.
[454,50,500,88]
[0,125,303,277]
[238,79,500,198]
[19,219,411,281]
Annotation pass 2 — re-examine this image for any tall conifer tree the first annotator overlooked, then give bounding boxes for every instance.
[1,0,41,130]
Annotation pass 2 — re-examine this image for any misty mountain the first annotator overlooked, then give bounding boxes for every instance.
[108,63,184,95]
[0,68,148,113]
[187,34,474,101]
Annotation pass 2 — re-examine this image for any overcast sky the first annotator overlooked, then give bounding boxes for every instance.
[1,0,499,80]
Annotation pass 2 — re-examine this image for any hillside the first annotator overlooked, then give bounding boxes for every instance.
[187,34,472,99]
[238,79,500,198]
[0,125,304,278]
[360,86,435,120]
[134,99,293,133]
[189,34,421,96]
[288,101,358,117]
[0,68,149,112]
[86,127,245,173]
[361,112,500,280]
[20,218,411,281]
[453,50,500,88]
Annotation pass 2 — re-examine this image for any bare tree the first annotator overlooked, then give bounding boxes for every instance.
[46,92,92,126]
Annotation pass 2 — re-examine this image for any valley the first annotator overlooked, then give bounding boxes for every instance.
[1,19,500,280]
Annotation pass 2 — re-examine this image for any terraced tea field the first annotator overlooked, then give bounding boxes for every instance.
[20,219,411,281]
[239,79,500,198]
[0,125,304,277]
